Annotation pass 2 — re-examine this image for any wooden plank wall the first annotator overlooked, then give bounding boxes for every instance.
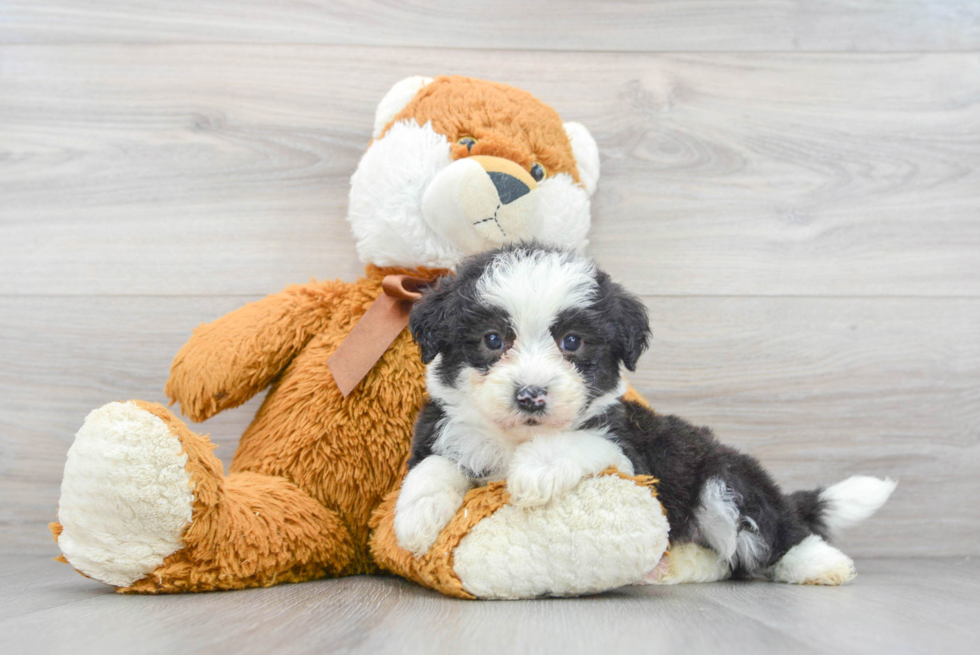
[1,2,978,557]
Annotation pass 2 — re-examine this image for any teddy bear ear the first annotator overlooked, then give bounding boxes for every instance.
[563,122,600,197]
[372,76,435,139]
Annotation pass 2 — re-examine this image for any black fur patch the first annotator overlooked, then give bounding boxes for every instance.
[406,400,445,470]
[788,489,830,541]
[409,248,510,385]
[594,400,823,574]
[593,270,650,372]
[408,242,651,388]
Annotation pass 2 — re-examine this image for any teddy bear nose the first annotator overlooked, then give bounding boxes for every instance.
[488,172,531,205]
[467,155,537,201]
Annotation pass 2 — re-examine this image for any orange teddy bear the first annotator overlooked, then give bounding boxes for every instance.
[51,76,668,599]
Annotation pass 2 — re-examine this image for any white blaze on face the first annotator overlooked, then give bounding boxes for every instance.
[348,121,462,269]
[469,249,599,431]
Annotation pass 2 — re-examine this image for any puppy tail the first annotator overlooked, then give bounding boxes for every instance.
[789,476,897,542]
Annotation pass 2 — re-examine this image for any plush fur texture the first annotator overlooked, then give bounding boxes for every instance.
[55,267,437,591]
[51,76,662,599]
[561,121,600,195]
[350,75,598,268]
[372,75,434,140]
[119,400,357,593]
[349,121,460,269]
[401,244,895,586]
[452,472,669,599]
[57,401,194,587]
[370,465,663,599]
[383,76,584,183]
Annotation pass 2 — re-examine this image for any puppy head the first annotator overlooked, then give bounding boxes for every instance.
[410,243,650,438]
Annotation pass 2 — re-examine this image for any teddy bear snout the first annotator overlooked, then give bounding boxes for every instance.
[421,155,542,255]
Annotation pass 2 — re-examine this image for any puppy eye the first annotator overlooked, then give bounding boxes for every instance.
[530,162,546,182]
[484,333,504,350]
[560,334,582,352]
[459,136,476,152]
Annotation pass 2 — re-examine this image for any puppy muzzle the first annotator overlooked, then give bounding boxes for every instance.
[422,155,541,255]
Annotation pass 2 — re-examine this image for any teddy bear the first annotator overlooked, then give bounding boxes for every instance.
[50,75,669,599]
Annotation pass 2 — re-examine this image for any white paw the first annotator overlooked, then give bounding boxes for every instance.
[507,457,584,507]
[641,555,675,585]
[506,430,632,508]
[394,487,465,556]
[771,534,857,586]
[640,542,733,585]
[394,456,470,557]
[57,401,194,587]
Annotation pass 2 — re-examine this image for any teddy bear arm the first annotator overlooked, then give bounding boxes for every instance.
[166,279,353,422]
[623,384,651,408]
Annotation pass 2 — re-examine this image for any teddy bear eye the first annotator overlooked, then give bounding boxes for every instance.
[530,162,546,182]
[458,136,476,152]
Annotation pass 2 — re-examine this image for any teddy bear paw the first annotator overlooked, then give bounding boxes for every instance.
[56,401,195,587]
[454,475,670,598]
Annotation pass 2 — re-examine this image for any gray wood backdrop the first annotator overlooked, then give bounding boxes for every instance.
[1,1,978,558]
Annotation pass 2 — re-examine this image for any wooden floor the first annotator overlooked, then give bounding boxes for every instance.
[1,1,979,652]
[3,552,978,655]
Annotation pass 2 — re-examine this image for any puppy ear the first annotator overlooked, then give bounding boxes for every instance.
[599,274,650,372]
[409,275,457,364]
[564,122,600,196]
[373,76,434,139]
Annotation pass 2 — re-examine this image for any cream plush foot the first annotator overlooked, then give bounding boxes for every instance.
[55,401,357,593]
[55,401,195,587]
[642,542,733,585]
[453,474,669,598]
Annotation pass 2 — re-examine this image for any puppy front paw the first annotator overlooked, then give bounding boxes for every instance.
[394,488,463,556]
[506,431,631,508]
[507,457,584,508]
[394,456,471,557]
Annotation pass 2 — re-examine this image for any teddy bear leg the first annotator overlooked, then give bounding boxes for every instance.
[370,472,671,599]
[121,469,356,593]
[53,400,355,592]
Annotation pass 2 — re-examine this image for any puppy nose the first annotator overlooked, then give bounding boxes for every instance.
[488,172,530,205]
[515,385,547,413]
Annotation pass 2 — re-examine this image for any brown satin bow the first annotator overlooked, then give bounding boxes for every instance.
[327,274,431,397]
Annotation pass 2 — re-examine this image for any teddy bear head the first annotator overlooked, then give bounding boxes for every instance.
[348,76,600,269]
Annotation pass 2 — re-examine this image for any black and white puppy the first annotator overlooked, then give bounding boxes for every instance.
[396,243,896,585]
